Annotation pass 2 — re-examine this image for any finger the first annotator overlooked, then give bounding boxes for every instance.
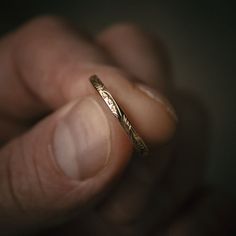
[0,16,110,140]
[0,94,132,235]
[0,17,176,144]
[89,24,177,232]
[97,23,172,91]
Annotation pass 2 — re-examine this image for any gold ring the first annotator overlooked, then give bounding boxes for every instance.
[90,75,149,157]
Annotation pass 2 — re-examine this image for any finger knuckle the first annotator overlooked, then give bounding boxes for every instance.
[15,15,71,49]
[24,15,68,33]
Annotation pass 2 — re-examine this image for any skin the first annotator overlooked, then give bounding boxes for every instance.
[0,16,234,235]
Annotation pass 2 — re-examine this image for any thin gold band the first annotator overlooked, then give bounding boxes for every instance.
[90,75,149,157]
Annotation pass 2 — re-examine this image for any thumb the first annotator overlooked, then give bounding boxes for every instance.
[0,95,132,235]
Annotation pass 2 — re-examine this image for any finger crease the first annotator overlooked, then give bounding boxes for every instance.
[6,147,26,213]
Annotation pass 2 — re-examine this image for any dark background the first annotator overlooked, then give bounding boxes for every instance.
[0,0,235,198]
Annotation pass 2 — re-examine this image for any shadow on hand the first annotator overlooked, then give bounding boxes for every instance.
[149,89,236,235]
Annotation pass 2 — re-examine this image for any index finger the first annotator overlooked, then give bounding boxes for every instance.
[0,16,176,144]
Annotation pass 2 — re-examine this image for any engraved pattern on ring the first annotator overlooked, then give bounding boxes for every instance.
[90,75,149,156]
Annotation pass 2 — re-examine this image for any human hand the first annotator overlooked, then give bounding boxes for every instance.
[0,16,234,235]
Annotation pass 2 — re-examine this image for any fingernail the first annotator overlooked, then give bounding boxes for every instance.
[53,97,111,180]
[135,83,178,123]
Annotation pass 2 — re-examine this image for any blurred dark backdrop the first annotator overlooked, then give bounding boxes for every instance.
[0,0,235,197]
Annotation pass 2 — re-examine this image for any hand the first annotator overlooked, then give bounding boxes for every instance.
[0,16,234,236]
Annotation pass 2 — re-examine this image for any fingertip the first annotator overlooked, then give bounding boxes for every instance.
[133,82,177,144]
